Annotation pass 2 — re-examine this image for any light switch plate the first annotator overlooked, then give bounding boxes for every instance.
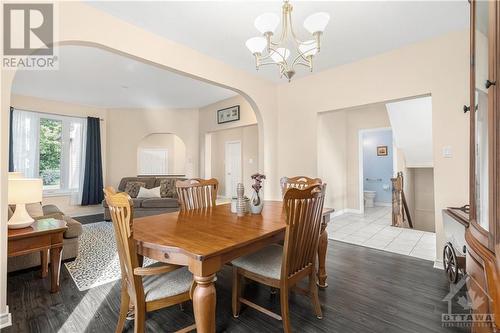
[443,146,452,158]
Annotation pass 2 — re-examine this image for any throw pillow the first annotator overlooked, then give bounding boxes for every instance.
[137,186,161,199]
[124,181,146,198]
[159,179,178,198]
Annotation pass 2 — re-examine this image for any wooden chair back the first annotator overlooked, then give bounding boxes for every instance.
[280,176,322,197]
[282,184,326,279]
[105,191,144,302]
[176,178,219,210]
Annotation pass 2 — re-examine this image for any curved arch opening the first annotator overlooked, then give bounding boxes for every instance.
[8,43,263,210]
[137,133,186,176]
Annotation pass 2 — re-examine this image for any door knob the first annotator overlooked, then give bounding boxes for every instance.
[486,79,496,89]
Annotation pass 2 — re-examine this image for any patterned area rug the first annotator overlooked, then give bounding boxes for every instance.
[65,222,154,291]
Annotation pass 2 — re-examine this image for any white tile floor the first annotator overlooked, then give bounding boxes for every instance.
[327,206,436,262]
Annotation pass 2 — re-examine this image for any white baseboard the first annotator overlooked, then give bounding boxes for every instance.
[345,208,363,215]
[374,202,391,207]
[433,260,444,270]
[0,306,12,329]
[331,209,345,218]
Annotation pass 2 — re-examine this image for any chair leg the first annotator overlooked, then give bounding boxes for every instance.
[116,285,130,333]
[280,289,292,333]
[134,302,146,333]
[309,273,323,319]
[232,268,242,318]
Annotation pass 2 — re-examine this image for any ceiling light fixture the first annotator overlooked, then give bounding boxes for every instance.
[246,1,330,82]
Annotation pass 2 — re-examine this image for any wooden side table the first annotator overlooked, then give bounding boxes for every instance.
[8,219,67,293]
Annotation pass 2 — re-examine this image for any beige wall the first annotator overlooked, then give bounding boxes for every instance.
[318,103,391,212]
[411,168,436,232]
[210,125,259,197]
[278,30,470,264]
[199,95,259,181]
[106,107,199,188]
[138,133,186,175]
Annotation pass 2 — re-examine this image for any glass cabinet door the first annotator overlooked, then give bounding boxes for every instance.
[473,0,490,231]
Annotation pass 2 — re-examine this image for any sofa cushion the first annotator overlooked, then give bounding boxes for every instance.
[141,198,179,208]
[62,216,83,239]
[124,181,146,198]
[103,198,144,208]
[118,177,156,192]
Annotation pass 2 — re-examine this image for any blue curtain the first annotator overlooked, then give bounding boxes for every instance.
[81,117,104,205]
[8,107,14,172]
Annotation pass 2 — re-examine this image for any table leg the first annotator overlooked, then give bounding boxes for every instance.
[40,249,48,278]
[50,247,63,293]
[317,216,329,288]
[192,274,216,333]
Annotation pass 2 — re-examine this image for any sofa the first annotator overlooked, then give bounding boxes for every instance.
[7,204,83,273]
[103,176,186,220]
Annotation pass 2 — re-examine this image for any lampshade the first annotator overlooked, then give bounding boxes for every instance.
[254,12,280,34]
[271,48,290,63]
[246,37,267,54]
[8,172,24,179]
[303,12,330,34]
[8,178,43,205]
[299,40,318,57]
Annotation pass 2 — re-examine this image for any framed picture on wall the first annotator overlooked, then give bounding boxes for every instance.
[217,105,240,124]
[377,146,388,156]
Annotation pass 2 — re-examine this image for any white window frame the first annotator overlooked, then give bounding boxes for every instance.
[39,114,82,196]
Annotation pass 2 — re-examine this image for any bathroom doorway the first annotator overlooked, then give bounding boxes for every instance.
[358,128,395,214]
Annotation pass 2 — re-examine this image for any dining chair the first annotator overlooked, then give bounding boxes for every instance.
[175,178,219,210]
[279,176,322,197]
[104,190,196,333]
[231,184,326,333]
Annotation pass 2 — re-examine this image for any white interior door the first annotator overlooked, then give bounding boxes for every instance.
[225,141,242,198]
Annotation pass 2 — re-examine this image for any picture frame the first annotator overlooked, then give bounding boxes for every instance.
[377,146,388,156]
[217,105,240,124]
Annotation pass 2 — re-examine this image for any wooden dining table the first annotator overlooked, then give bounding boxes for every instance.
[134,201,333,333]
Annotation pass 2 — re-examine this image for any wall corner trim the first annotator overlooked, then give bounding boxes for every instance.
[433,260,444,270]
[0,306,12,329]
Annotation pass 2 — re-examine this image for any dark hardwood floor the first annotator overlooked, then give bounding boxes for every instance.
[5,240,468,333]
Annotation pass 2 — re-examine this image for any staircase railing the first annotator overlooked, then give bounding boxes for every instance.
[391,171,413,228]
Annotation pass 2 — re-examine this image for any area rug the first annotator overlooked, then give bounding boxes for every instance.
[65,221,155,291]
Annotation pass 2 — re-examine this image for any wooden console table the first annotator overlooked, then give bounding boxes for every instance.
[8,219,67,293]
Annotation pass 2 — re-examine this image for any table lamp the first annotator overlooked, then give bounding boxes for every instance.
[8,178,43,229]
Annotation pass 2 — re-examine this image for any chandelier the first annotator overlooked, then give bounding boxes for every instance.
[245,1,330,81]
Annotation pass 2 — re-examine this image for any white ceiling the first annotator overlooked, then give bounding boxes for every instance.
[88,1,469,82]
[386,96,433,167]
[12,45,237,109]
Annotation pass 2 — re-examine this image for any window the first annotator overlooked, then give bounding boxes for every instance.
[11,109,86,194]
[138,148,168,175]
[39,118,63,189]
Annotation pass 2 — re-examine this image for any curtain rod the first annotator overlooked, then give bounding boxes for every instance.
[10,106,105,121]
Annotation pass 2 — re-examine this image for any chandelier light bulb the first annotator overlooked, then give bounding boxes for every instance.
[254,12,280,35]
[271,48,290,63]
[303,12,330,35]
[245,37,267,54]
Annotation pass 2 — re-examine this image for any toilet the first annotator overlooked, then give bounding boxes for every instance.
[364,191,377,208]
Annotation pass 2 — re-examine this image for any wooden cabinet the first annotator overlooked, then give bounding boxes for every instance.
[466,0,500,332]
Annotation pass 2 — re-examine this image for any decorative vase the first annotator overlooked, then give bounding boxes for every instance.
[236,183,246,217]
[250,189,264,214]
